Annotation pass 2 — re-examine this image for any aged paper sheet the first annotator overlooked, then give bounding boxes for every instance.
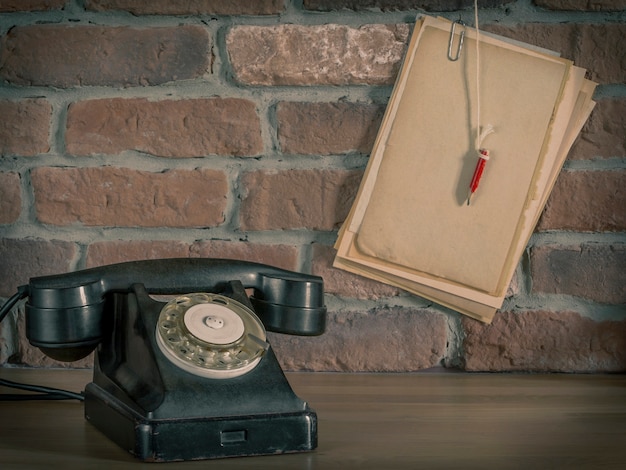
[334,16,596,322]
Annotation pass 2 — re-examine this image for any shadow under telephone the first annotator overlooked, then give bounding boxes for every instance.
[1,258,327,462]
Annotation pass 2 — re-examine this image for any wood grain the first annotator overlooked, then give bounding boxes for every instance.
[1,368,624,469]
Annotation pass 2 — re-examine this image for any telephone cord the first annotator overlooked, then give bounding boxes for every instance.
[0,378,84,401]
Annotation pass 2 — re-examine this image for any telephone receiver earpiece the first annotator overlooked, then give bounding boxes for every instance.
[24,258,326,362]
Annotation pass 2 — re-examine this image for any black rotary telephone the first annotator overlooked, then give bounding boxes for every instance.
[9,258,327,462]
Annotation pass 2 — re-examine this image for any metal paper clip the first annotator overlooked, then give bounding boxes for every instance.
[447,19,465,61]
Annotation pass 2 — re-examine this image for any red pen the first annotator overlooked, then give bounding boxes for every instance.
[467,148,489,205]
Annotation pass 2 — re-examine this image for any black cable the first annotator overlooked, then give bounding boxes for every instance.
[0,378,84,402]
[0,287,85,402]
[0,392,82,401]
[0,285,28,323]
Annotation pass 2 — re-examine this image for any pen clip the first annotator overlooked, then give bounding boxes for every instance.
[447,19,465,62]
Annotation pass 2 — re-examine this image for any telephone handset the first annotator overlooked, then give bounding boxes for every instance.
[21,258,327,462]
[26,258,326,361]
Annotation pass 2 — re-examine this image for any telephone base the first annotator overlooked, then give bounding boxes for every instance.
[85,382,317,462]
[83,283,318,462]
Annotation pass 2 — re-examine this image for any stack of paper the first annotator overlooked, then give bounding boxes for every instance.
[334,15,596,323]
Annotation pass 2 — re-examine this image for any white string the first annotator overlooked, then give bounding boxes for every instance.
[474,0,483,151]
[479,124,495,145]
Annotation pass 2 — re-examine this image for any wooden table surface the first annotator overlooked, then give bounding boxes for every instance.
[0,368,624,469]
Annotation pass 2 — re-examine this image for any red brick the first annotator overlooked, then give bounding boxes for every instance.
[0,0,65,11]
[484,23,626,84]
[303,0,514,11]
[240,169,362,231]
[84,239,301,272]
[190,241,300,271]
[31,167,228,228]
[530,244,626,303]
[537,170,626,232]
[0,238,76,296]
[311,243,402,299]
[0,172,20,224]
[269,307,447,372]
[226,24,409,86]
[0,312,17,364]
[463,311,626,372]
[86,0,284,15]
[0,99,51,156]
[534,0,626,11]
[277,102,385,155]
[66,98,262,157]
[86,240,192,268]
[569,97,626,160]
[0,25,209,87]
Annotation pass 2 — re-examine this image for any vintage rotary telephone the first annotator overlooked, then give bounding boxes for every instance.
[12,258,326,462]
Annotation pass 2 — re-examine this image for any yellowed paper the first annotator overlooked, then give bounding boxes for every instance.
[355,18,571,294]
[333,16,596,322]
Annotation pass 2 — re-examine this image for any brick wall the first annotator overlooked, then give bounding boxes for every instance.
[0,0,624,372]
